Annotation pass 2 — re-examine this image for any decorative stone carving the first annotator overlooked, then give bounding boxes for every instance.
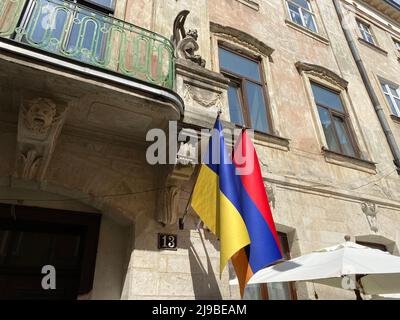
[296,61,349,90]
[183,84,223,109]
[210,22,274,57]
[172,11,206,67]
[361,202,378,233]
[14,96,70,181]
[22,98,58,135]
[265,183,276,209]
[156,132,198,225]
[157,186,181,226]
[17,149,42,180]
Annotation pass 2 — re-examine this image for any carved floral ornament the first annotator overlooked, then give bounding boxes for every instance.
[295,61,349,90]
[183,84,223,109]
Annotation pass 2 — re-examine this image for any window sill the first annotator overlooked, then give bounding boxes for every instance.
[358,38,388,56]
[236,0,259,11]
[322,147,377,174]
[390,114,400,123]
[225,123,290,151]
[253,130,290,151]
[284,19,330,46]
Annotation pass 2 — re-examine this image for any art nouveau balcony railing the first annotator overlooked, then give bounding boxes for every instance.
[0,0,175,89]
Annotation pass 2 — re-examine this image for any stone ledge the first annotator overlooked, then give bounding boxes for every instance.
[175,58,229,90]
[390,114,400,124]
[236,0,259,11]
[284,19,330,46]
[322,147,377,174]
[358,38,388,56]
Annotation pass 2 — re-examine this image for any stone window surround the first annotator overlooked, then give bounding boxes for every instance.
[297,62,376,174]
[353,16,389,56]
[377,75,400,123]
[392,37,400,61]
[210,22,290,151]
[281,0,330,45]
[235,0,260,11]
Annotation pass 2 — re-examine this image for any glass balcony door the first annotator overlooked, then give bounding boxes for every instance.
[15,0,111,64]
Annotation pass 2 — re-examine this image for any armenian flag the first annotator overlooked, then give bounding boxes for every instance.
[191,118,283,297]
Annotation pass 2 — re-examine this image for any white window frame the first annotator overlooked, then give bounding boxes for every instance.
[394,39,400,52]
[357,20,375,45]
[382,82,400,117]
[286,0,318,33]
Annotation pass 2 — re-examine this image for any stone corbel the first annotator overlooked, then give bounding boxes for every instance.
[14,96,70,181]
[265,183,276,209]
[156,135,198,225]
[361,202,378,233]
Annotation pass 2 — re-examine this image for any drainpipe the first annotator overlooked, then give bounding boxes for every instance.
[333,0,400,173]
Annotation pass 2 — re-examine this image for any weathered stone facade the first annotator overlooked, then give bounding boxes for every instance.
[0,0,399,300]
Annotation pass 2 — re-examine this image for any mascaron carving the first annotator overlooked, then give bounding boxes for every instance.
[22,98,58,135]
[15,96,69,181]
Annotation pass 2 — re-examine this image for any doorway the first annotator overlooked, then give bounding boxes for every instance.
[0,204,100,300]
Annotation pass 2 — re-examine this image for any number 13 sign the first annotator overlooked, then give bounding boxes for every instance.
[158,233,178,251]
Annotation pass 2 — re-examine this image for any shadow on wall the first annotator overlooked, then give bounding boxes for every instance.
[188,229,222,300]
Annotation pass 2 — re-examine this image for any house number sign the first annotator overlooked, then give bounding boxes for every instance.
[158,233,178,251]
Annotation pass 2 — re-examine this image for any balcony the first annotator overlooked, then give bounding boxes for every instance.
[0,0,175,90]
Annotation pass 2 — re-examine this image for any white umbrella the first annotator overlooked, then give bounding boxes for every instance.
[247,239,400,297]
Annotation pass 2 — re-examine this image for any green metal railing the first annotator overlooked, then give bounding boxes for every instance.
[0,0,175,89]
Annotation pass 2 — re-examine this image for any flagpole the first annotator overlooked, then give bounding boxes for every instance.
[179,111,222,230]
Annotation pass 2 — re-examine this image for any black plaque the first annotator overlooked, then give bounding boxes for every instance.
[158,233,178,251]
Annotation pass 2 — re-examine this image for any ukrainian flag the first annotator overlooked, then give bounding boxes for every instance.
[191,118,283,297]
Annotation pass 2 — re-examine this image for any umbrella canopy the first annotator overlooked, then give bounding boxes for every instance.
[247,241,400,295]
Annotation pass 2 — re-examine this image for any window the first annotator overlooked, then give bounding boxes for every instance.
[394,39,400,52]
[311,82,357,157]
[286,0,317,33]
[357,20,375,45]
[357,241,387,252]
[17,0,113,61]
[219,47,271,134]
[381,82,400,117]
[243,232,297,300]
[80,0,116,13]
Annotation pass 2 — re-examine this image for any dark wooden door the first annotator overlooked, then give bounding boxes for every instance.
[0,205,100,300]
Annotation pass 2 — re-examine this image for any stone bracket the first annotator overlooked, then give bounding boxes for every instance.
[14,96,70,181]
[361,202,378,233]
[156,135,198,226]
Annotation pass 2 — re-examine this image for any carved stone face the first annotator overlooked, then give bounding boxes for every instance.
[187,29,198,41]
[25,98,56,133]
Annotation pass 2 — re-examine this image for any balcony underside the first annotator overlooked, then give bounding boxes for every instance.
[0,39,183,141]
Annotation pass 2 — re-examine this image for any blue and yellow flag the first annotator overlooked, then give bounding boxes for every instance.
[191,118,251,273]
[191,118,283,297]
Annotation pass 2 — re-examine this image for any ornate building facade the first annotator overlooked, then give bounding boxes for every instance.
[0,0,399,299]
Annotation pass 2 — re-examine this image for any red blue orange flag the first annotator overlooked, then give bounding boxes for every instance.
[231,128,283,297]
[191,118,283,297]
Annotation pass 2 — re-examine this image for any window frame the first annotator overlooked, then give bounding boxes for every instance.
[381,82,400,117]
[357,20,376,45]
[285,0,318,33]
[356,241,387,252]
[311,82,360,158]
[260,232,297,300]
[78,0,116,15]
[16,0,112,61]
[393,38,400,55]
[219,45,273,135]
